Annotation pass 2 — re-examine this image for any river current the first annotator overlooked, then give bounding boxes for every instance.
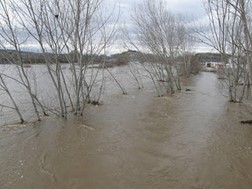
[1,72,252,189]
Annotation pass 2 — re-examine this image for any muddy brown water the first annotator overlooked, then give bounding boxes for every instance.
[1,72,252,189]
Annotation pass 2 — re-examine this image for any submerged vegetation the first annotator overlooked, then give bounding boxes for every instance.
[0,0,252,125]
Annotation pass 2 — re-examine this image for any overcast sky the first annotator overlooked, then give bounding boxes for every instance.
[114,0,207,26]
[107,0,213,53]
[118,0,205,17]
[4,0,213,53]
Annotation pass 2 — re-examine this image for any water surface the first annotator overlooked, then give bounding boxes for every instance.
[1,72,252,189]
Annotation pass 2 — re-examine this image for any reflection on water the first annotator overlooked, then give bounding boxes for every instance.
[1,72,252,189]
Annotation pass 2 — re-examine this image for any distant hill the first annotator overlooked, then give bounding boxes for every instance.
[0,49,131,66]
[193,53,229,63]
[0,49,228,74]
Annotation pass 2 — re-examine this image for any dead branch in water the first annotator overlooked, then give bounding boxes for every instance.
[240,120,252,124]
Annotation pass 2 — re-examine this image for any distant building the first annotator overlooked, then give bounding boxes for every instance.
[192,53,228,72]
[203,61,225,72]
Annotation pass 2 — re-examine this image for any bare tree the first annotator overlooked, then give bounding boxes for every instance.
[0,74,24,123]
[0,0,48,121]
[198,0,252,102]
[130,0,194,95]
[0,0,120,123]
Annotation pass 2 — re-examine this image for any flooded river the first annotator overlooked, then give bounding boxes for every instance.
[1,72,252,189]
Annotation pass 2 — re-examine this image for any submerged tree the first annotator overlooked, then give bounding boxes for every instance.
[0,0,47,121]
[0,74,24,124]
[129,0,194,95]
[198,0,252,102]
[0,0,119,123]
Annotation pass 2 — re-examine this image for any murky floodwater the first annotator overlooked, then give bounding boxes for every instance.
[1,72,252,189]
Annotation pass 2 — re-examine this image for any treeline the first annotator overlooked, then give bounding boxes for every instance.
[0,49,130,66]
[0,49,202,74]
